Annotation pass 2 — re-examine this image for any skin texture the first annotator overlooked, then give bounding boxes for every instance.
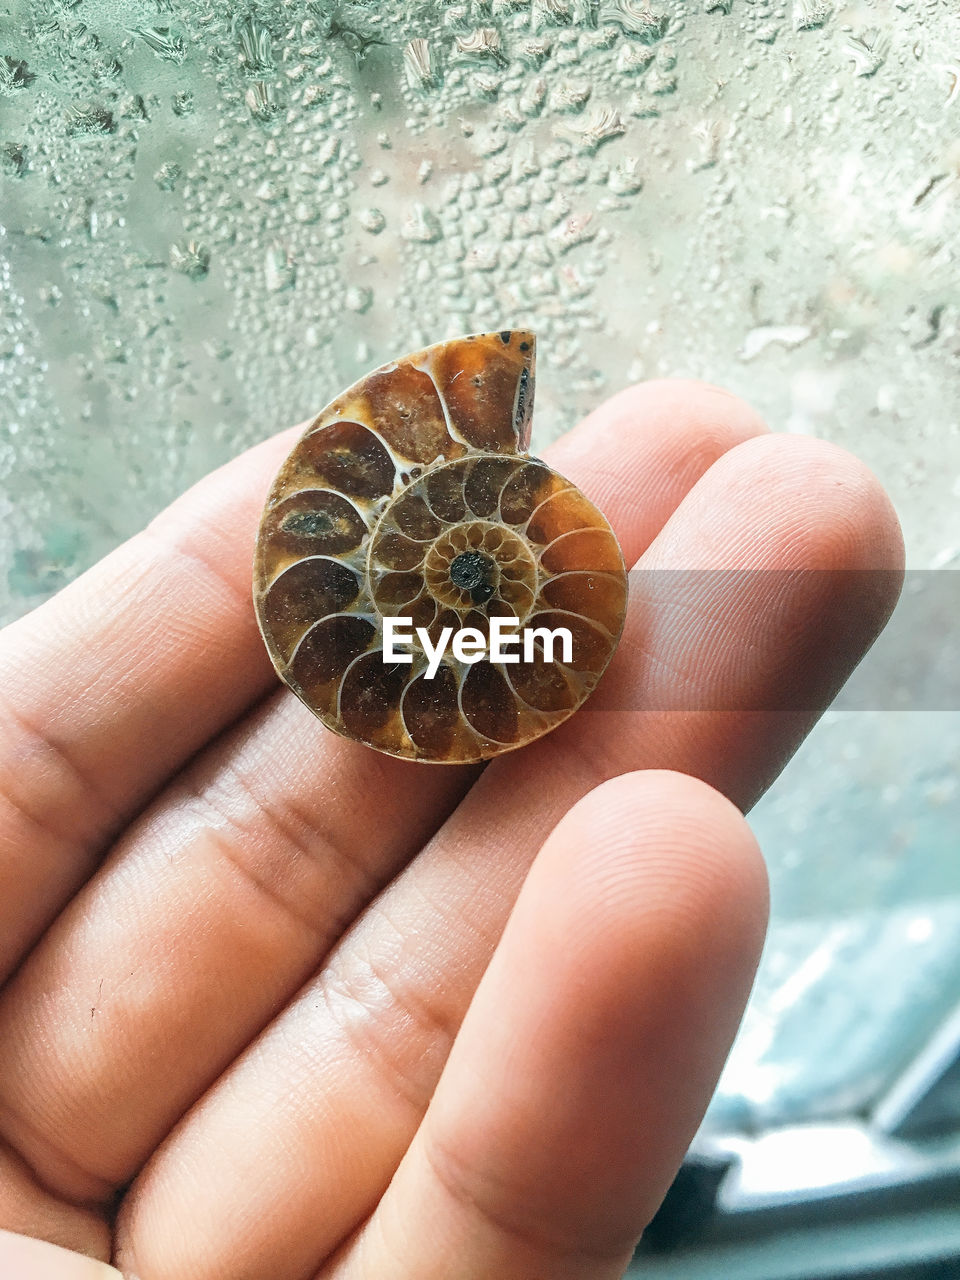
[0,379,903,1279]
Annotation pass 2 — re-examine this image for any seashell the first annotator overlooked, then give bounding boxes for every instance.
[253,332,627,763]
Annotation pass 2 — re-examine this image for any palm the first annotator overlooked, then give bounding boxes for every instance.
[0,381,901,1280]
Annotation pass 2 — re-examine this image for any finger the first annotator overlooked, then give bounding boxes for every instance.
[546,378,769,554]
[323,771,767,1280]
[586,430,906,809]
[0,1230,120,1280]
[114,434,902,1280]
[0,426,300,980]
[0,381,766,1209]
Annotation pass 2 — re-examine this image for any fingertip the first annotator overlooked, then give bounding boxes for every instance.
[566,765,752,830]
[539,768,769,963]
[586,378,769,443]
[630,433,906,743]
[545,379,771,563]
[554,378,769,475]
[638,377,770,437]
[413,767,771,1264]
[705,432,905,574]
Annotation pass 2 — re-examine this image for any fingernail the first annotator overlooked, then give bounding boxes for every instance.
[0,1229,122,1279]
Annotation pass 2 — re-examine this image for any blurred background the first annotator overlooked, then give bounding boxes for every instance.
[1,1,958,1275]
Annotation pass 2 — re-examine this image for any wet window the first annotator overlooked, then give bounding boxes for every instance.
[1,1,958,1135]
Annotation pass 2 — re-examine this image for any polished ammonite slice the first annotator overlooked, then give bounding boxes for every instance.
[253,331,627,763]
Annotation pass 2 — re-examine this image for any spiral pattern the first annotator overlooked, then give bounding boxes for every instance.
[253,331,627,762]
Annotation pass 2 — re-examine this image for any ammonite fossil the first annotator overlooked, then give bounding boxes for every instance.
[253,331,627,763]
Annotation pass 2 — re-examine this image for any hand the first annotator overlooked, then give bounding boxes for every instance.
[0,382,902,1279]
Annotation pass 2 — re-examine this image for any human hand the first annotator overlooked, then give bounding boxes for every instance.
[0,381,902,1279]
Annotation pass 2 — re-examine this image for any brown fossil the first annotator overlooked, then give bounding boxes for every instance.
[253,331,627,762]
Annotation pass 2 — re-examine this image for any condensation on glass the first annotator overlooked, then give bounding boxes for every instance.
[0,0,957,1133]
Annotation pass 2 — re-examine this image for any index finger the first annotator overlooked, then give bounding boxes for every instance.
[0,427,299,979]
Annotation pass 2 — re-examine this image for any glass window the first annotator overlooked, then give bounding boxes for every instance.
[2,0,957,1149]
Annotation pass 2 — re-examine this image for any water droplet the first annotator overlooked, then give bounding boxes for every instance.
[647,70,677,95]
[301,83,329,110]
[119,93,148,120]
[519,76,548,118]
[469,125,508,158]
[503,184,531,211]
[264,242,296,292]
[548,210,596,252]
[740,325,813,361]
[844,29,889,78]
[517,37,552,67]
[793,0,831,31]
[0,56,34,91]
[153,161,181,191]
[616,42,655,74]
[359,207,386,234]
[402,203,443,243]
[550,78,592,112]
[245,81,281,120]
[255,179,287,203]
[292,200,320,224]
[463,242,500,271]
[1,143,27,177]
[600,0,668,41]
[235,13,273,73]
[65,102,115,135]
[471,71,503,98]
[454,29,507,68]
[554,106,627,151]
[169,240,210,280]
[345,285,373,313]
[129,25,187,64]
[608,155,643,193]
[404,38,439,91]
[317,136,341,166]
